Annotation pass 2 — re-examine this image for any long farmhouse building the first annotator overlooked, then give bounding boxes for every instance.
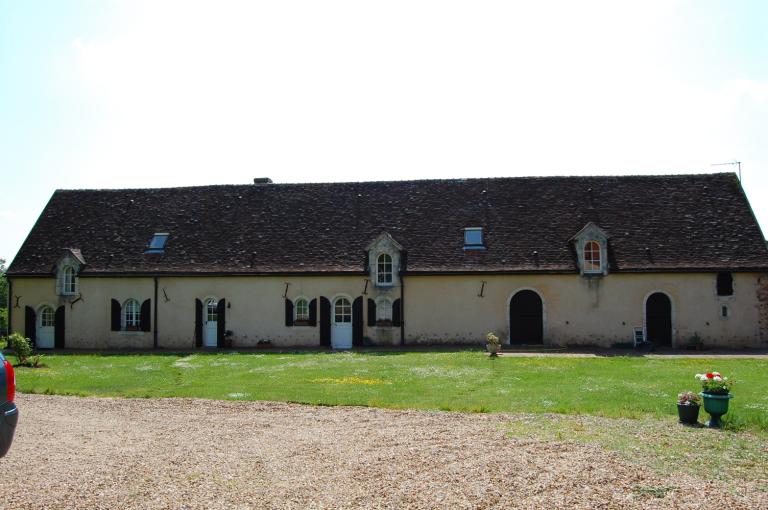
[7,173,768,350]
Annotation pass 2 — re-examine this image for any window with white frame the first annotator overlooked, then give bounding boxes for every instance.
[583,241,601,273]
[206,299,218,323]
[123,299,141,330]
[377,298,392,322]
[40,306,55,327]
[295,298,309,321]
[377,253,393,285]
[334,298,352,323]
[59,265,77,295]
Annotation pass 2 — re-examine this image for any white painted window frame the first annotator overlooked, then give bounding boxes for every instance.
[333,296,352,324]
[39,305,55,328]
[376,253,394,286]
[376,297,393,322]
[122,299,141,330]
[59,265,78,295]
[582,240,602,274]
[295,297,310,321]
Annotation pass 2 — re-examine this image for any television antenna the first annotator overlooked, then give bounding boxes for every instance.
[711,160,741,182]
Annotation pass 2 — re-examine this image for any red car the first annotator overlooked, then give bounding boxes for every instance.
[0,352,18,457]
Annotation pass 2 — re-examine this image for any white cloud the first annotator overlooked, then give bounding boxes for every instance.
[53,1,768,220]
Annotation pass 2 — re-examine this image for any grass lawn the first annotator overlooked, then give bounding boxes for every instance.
[13,350,768,432]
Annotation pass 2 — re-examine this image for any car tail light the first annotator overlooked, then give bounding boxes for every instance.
[4,360,15,402]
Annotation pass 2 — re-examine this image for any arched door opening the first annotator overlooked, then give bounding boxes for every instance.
[509,290,543,344]
[645,292,672,347]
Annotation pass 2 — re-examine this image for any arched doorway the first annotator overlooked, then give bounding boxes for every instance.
[645,292,672,347]
[509,290,543,344]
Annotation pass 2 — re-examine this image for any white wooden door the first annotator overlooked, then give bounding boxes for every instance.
[204,299,218,347]
[37,306,55,349]
[331,297,353,349]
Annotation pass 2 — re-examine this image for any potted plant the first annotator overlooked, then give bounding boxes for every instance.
[695,371,733,428]
[676,391,701,424]
[686,333,704,351]
[486,332,501,357]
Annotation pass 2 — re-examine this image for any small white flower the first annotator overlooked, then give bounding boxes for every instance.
[713,376,722,381]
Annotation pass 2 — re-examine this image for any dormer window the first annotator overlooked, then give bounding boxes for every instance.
[55,249,85,296]
[367,232,403,288]
[570,222,608,276]
[464,227,484,249]
[377,254,393,285]
[583,241,601,273]
[145,233,169,254]
[59,265,78,295]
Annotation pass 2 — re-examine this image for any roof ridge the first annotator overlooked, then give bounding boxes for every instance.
[53,172,738,193]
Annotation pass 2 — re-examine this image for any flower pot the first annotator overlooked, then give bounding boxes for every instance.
[677,403,700,425]
[699,392,733,428]
[487,343,500,356]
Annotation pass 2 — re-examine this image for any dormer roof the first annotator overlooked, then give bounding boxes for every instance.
[569,222,609,242]
[366,232,403,251]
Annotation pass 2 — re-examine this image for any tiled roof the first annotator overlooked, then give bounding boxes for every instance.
[8,173,768,275]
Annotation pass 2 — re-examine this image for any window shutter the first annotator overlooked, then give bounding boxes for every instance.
[392,298,402,327]
[24,306,36,347]
[285,298,294,326]
[352,297,363,346]
[367,299,376,326]
[111,299,122,331]
[319,297,331,346]
[140,299,151,332]
[308,298,317,327]
[194,299,203,348]
[54,306,65,348]
[217,299,226,348]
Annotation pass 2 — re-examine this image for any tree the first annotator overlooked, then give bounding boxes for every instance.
[0,259,7,335]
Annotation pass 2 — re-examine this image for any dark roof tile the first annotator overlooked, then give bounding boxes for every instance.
[8,173,768,275]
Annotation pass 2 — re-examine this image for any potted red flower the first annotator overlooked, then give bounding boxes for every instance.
[695,371,733,428]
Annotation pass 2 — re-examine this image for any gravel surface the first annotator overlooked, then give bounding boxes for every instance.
[1,394,765,509]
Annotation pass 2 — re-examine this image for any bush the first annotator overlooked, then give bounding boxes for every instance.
[8,332,33,365]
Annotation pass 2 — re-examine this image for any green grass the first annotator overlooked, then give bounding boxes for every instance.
[13,350,768,432]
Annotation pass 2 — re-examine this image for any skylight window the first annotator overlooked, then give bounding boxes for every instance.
[145,233,169,254]
[463,227,484,250]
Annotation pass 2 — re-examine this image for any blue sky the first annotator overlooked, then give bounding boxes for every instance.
[2,1,768,264]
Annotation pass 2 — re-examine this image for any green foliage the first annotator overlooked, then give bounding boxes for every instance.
[10,352,768,431]
[0,258,7,334]
[8,332,32,365]
[677,390,701,406]
[695,371,732,394]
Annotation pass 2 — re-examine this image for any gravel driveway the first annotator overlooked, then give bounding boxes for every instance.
[1,394,763,509]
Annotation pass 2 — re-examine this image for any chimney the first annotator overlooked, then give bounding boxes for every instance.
[253,177,273,184]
